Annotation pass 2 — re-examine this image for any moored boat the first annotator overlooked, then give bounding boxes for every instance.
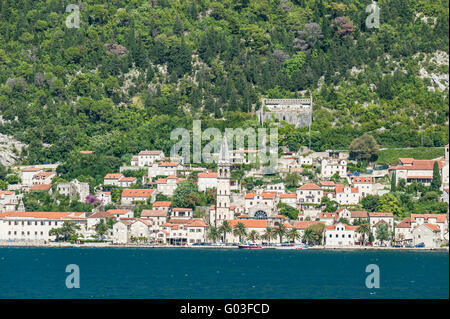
[274,243,309,250]
[238,242,262,249]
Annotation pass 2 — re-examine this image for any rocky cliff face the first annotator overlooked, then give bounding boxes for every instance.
[0,133,26,166]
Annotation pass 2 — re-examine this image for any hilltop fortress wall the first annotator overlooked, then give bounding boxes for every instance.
[257,98,313,128]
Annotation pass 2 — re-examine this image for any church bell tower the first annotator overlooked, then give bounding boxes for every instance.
[215,136,233,226]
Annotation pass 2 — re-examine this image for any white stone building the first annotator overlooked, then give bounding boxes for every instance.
[297,183,323,205]
[279,193,297,208]
[171,208,193,219]
[328,186,360,205]
[136,150,165,167]
[20,168,42,187]
[197,172,218,192]
[321,158,347,178]
[148,162,183,179]
[118,177,137,188]
[96,191,112,205]
[103,173,123,186]
[120,189,156,205]
[56,179,90,202]
[0,211,87,243]
[389,158,444,186]
[156,175,185,196]
[412,223,442,248]
[352,176,373,196]
[324,222,359,247]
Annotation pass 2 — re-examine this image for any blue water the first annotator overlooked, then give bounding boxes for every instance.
[0,247,448,299]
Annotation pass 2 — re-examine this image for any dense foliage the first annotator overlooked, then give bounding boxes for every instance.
[0,0,448,172]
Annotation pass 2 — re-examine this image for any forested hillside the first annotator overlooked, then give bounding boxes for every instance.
[0,0,448,167]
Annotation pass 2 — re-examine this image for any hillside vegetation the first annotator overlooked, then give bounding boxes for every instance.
[0,0,448,166]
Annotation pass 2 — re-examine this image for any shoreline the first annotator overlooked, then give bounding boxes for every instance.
[0,242,448,251]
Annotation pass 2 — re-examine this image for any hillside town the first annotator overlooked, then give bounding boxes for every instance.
[0,136,448,249]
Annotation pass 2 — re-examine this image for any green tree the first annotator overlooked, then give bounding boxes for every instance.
[207,226,221,244]
[287,228,300,243]
[356,223,371,246]
[284,173,300,187]
[49,221,80,242]
[95,218,109,240]
[375,222,390,246]
[247,230,260,242]
[349,134,379,162]
[377,193,402,217]
[262,227,276,244]
[431,161,442,190]
[233,222,247,243]
[173,181,198,208]
[361,195,380,212]
[274,224,287,243]
[391,173,396,192]
[219,220,233,244]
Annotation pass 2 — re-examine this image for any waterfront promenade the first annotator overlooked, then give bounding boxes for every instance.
[1,242,448,251]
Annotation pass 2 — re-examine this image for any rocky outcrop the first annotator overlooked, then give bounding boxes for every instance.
[0,133,26,166]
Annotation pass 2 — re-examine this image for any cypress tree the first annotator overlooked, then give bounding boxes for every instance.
[391,172,397,192]
[431,161,441,190]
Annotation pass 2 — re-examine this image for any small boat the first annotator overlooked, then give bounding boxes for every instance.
[274,243,309,250]
[274,243,297,250]
[238,242,262,249]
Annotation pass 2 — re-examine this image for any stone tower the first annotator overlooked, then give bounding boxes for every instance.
[215,136,233,226]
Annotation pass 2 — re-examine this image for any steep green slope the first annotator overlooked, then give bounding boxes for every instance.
[0,0,448,166]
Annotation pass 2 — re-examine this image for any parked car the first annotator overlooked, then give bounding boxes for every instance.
[415,242,425,248]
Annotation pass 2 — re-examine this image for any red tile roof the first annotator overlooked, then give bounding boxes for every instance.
[261,193,275,199]
[280,194,297,199]
[185,219,208,227]
[141,210,167,217]
[352,177,373,183]
[121,189,154,198]
[292,221,324,229]
[22,168,41,172]
[319,181,336,186]
[350,211,368,218]
[319,212,339,219]
[29,184,52,191]
[298,183,322,190]
[325,224,358,231]
[0,212,86,220]
[226,219,268,228]
[396,217,411,228]
[107,209,131,215]
[399,158,414,164]
[198,173,218,178]
[389,160,444,171]
[153,201,172,207]
[89,211,114,219]
[411,214,447,223]
[104,173,123,179]
[158,162,179,167]
[422,223,440,231]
